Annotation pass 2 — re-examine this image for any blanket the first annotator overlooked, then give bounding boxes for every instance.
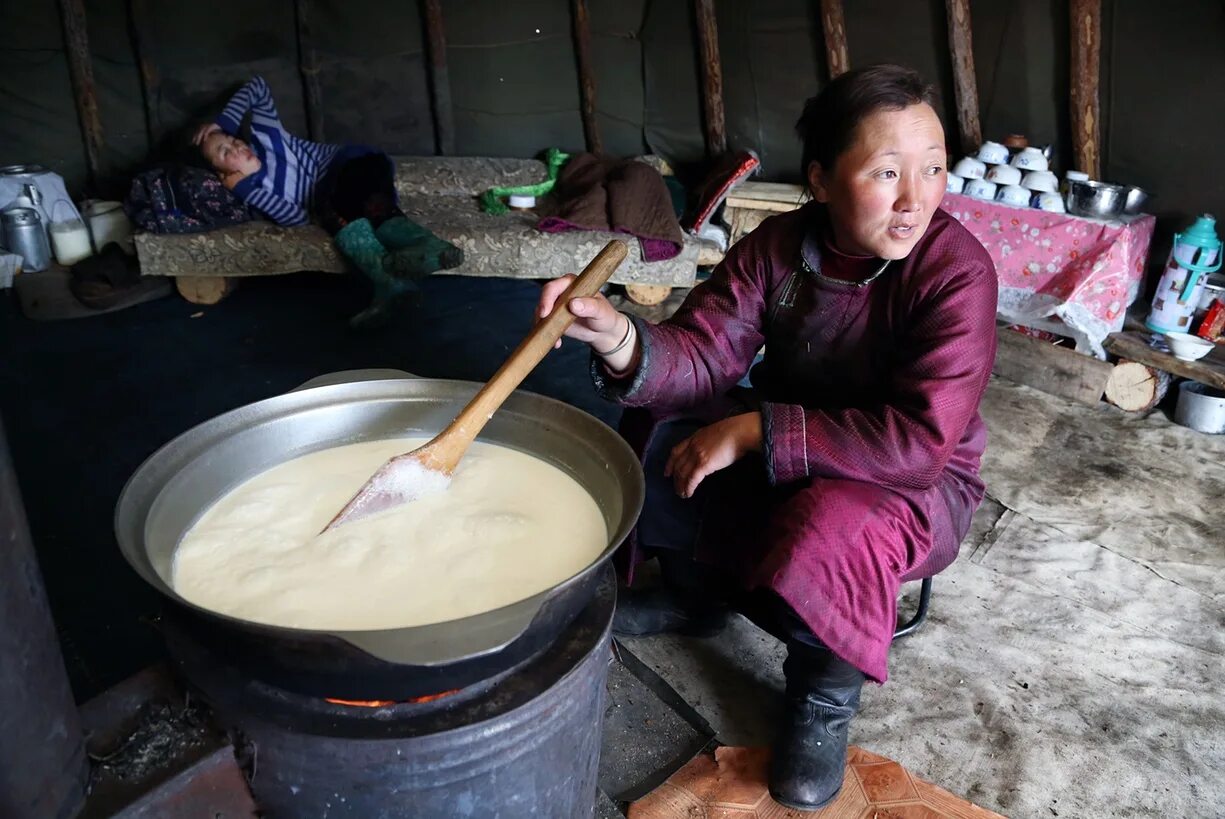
[536,153,684,262]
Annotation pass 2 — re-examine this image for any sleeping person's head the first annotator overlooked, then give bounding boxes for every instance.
[200,131,261,184]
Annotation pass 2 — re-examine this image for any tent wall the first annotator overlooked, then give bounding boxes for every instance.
[0,0,1219,246]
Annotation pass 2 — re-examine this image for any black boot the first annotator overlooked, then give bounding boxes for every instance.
[769,640,865,810]
[612,552,729,637]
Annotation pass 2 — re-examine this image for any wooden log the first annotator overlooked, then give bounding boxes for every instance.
[695,241,725,267]
[1104,330,1225,391]
[818,0,850,79]
[944,0,982,155]
[1104,359,1171,413]
[57,0,106,191]
[293,0,325,142]
[625,284,672,307]
[693,0,727,156]
[1069,0,1102,178]
[727,206,773,245]
[176,276,234,306]
[570,0,603,155]
[992,325,1114,406]
[420,0,455,156]
[128,0,160,148]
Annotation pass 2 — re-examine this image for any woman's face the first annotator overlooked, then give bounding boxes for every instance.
[807,103,946,260]
[202,132,261,178]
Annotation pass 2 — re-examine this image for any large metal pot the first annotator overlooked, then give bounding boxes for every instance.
[115,377,643,699]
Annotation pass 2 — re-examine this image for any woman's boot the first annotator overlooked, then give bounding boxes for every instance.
[612,552,729,637]
[374,216,464,278]
[334,218,416,329]
[768,639,865,810]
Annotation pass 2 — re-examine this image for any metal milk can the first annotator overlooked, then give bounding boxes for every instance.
[2,207,53,272]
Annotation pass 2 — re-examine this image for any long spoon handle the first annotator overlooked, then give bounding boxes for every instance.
[428,239,629,471]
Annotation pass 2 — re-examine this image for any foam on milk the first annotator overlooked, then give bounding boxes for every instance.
[172,437,608,630]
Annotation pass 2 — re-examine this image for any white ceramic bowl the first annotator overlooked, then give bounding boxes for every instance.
[1010,148,1049,172]
[996,184,1031,207]
[946,173,966,194]
[1036,192,1066,213]
[953,157,987,180]
[976,141,1009,164]
[1165,332,1215,362]
[985,165,1022,186]
[965,178,997,200]
[1022,170,1059,192]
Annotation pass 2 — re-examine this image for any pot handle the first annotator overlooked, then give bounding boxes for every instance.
[336,593,545,666]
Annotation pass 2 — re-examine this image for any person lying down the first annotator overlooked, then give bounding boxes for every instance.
[193,76,462,327]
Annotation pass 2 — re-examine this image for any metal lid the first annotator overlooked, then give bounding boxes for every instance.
[1,207,39,225]
[0,164,49,178]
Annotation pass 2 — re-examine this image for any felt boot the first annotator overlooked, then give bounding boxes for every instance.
[375,216,464,279]
[768,640,865,810]
[612,552,728,637]
[334,218,416,329]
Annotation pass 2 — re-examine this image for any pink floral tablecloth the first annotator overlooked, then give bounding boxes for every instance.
[942,192,1156,358]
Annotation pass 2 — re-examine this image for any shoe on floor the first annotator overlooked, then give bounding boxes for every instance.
[768,641,865,810]
[612,586,728,637]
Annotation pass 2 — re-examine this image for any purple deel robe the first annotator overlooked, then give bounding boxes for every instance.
[595,203,998,682]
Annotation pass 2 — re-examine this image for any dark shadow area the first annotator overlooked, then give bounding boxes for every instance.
[0,271,621,701]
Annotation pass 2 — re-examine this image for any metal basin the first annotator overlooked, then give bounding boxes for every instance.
[1066,179,1127,219]
[1122,185,1152,215]
[115,377,643,698]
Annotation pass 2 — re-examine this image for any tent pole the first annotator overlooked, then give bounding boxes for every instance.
[945,0,982,155]
[694,0,727,156]
[127,0,159,150]
[57,0,107,193]
[420,0,455,156]
[1070,0,1102,178]
[571,0,603,155]
[294,0,325,143]
[818,0,850,79]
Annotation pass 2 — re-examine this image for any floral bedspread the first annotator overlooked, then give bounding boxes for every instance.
[942,192,1156,358]
[134,157,698,288]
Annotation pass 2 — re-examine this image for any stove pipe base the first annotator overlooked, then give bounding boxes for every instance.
[172,565,616,819]
[0,420,88,819]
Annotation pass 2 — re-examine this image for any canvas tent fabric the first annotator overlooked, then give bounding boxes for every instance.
[3,0,1225,250]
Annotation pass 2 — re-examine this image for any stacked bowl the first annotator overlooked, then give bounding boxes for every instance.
[948,141,1065,213]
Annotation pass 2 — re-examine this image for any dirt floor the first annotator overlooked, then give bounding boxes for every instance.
[618,375,1225,818]
[4,275,1221,817]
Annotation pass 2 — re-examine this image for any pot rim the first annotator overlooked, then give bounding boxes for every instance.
[114,376,644,665]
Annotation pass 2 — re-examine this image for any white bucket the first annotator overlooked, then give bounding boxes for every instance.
[84,200,133,253]
[1174,381,1225,434]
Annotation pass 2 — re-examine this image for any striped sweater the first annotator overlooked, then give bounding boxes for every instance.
[215,76,340,226]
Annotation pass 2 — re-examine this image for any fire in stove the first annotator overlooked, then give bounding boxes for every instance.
[324,689,460,708]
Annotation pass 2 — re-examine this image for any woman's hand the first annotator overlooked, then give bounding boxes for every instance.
[665,412,763,498]
[537,274,631,355]
[192,122,222,146]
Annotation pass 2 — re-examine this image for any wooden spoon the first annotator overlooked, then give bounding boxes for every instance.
[323,239,629,531]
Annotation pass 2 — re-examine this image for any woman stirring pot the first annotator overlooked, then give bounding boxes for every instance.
[538,64,998,810]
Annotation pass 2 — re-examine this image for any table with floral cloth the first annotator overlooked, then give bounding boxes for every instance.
[942,192,1157,358]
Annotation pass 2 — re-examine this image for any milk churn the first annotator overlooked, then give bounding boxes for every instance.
[1,207,52,272]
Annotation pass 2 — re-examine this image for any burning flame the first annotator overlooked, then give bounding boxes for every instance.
[325,689,461,708]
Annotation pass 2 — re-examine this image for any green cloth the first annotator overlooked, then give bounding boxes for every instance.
[479,148,570,215]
